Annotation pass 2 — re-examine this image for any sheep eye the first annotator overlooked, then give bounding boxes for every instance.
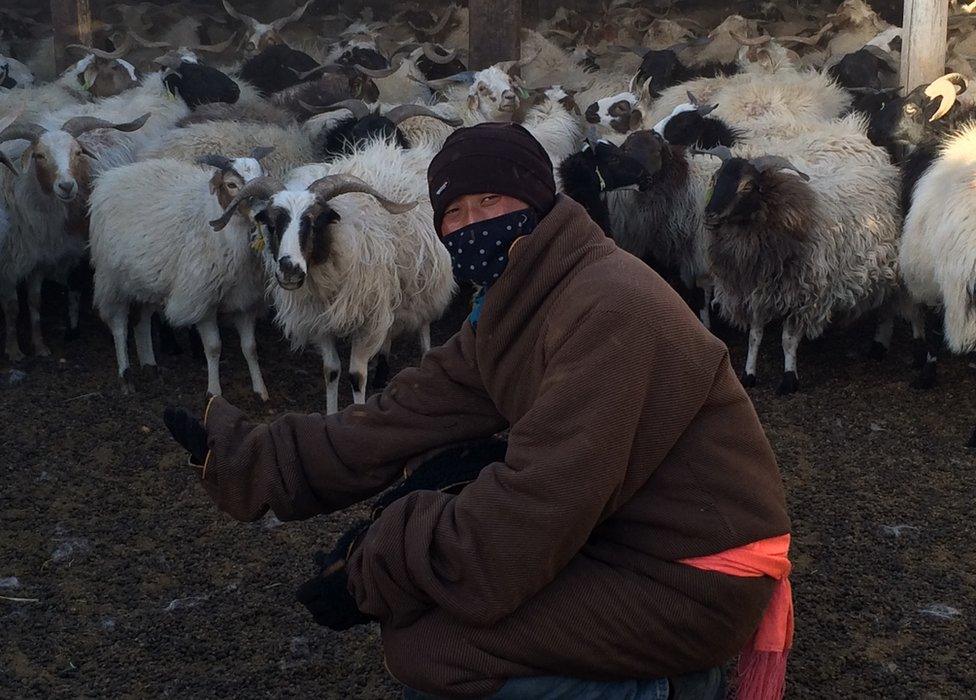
[226,182,239,191]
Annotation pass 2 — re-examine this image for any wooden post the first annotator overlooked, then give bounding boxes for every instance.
[469,0,521,70]
[900,0,949,94]
[51,0,94,74]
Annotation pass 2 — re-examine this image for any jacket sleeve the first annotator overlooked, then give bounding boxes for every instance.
[198,326,507,522]
[346,302,718,628]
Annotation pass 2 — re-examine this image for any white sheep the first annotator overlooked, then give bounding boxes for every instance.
[88,149,273,398]
[210,137,455,414]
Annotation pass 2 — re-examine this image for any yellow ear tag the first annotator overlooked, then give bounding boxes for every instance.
[595,166,607,192]
[250,228,265,252]
[704,183,713,202]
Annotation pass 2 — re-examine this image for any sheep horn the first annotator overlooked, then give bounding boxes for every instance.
[126,30,171,49]
[0,151,18,176]
[751,155,809,180]
[250,145,275,161]
[68,34,133,59]
[422,44,459,64]
[221,0,259,29]
[686,90,700,106]
[775,22,832,46]
[925,73,968,122]
[60,112,150,137]
[271,0,313,32]
[300,99,371,119]
[392,42,421,58]
[414,4,455,37]
[354,64,400,79]
[667,35,711,52]
[730,31,771,47]
[192,33,238,53]
[384,104,462,126]
[0,122,46,145]
[290,64,329,81]
[409,70,477,90]
[210,175,284,231]
[609,44,648,57]
[307,174,417,214]
[694,145,733,161]
[197,154,234,170]
[0,105,30,156]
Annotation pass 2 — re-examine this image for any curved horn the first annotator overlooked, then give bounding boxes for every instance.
[392,42,421,58]
[221,0,259,29]
[197,154,234,170]
[693,145,733,161]
[300,99,371,119]
[410,70,477,90]
[750,155,809,180]
[250,145,275,161]
[355,63,400,79]
[68,34,133,59]
[60,112,150,137]
[271,0,313,32]
[415,4,455,37]
[422,44,459,64]
[686,90,700,106]
[925,73,968,122]
[0,151,18,176]
[126,30,171,49]
[290,64,329,81]
[210,176,284,231]
[307,174,417,214]
[0,122,46,144]
[776,22,832,46]
[384,104,462,126]
[192,33,237,53]
[730,30,771,46]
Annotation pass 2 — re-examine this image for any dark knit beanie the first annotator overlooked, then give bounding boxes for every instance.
[427,122,556,234]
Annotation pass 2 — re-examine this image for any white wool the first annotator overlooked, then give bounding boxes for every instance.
[901,126,976,353]
[652,103,697,136]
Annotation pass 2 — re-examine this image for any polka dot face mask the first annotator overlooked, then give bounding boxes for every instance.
[441,208,538,287]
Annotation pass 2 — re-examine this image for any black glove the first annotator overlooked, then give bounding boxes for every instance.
[295,520,375,631]
[163,406,209,465]
[371,437,508,519]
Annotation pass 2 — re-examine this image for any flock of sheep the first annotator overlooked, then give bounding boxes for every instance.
[1,0,975,442]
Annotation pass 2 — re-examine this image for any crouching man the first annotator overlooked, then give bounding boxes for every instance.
[164,123,792,699]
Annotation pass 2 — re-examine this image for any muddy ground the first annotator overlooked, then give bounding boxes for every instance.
[1,284,974,699]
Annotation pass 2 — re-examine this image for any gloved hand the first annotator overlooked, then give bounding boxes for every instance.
[371,437,508,519]
[295,520,375,631]
[163,406,209,466]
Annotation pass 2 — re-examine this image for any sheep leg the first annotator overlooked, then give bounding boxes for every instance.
[912,317,940,391]
[777,322,802,396]
[195,315,223,399]
[26,270,50,357]
[65,289,81,341]
[349,334,385,407]
[372,331,394,392]
[419,323,432,355]
[905,303,928,370]
[320,335,341,415]
[1,283,22,362]
[232,310,269,402]
[742,317,764,388]
[868,307,895,361]
[134,305,158,371]
[102,301,133,393]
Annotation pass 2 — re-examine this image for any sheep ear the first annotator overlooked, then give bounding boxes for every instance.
[208,169,223,195]
[628,109,642,130]
[80,144,99,160]
[751,155,809,181]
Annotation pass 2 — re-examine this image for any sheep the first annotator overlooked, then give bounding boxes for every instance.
[301,100,460,160]
[221,0,314,54]
[515,86,585,184]
[650,92,743,149]
[88,148,274,398]
[0,113,150,360]
[238,43,318,96]
[209,138,455,414]
[698,143,901,394]
[144,119,314,179]
[268,66,380,121]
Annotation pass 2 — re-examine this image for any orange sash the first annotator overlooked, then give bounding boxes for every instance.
[680,534,793,700]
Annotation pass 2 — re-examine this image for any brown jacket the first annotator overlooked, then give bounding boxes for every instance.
[201,195,790,698]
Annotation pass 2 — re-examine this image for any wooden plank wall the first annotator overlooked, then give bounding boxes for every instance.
[51,0,94,73]
[469,0,521,70]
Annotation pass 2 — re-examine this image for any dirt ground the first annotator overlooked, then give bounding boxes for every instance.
[1,284,975,699]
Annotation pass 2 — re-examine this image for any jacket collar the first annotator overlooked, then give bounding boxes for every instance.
[474,195,616,350]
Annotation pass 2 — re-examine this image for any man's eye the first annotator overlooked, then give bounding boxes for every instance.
[482,195,498,205]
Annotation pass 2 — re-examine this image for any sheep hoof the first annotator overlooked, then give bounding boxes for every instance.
[776,371,799,395]
[911,342,928,370]
[120,368,135,395]
[148,365,164,381]
[911,363,937,390]
[34,344,51,358]
[866,341,887,362]
[740,372,757,388]
[255,388,270,402]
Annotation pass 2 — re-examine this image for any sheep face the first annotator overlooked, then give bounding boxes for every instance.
[209,157,265,209]
[256,192,338,290]
[468,67,521,121]
[872,84,958,148]
[75,55,140,98]
[27,131,93,203]
[704,159,764,227]
[585,93,641,134]
[828,49,896,91]
[633,49,684,97]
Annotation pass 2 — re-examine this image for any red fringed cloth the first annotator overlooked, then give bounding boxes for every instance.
[680,534,793,700]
